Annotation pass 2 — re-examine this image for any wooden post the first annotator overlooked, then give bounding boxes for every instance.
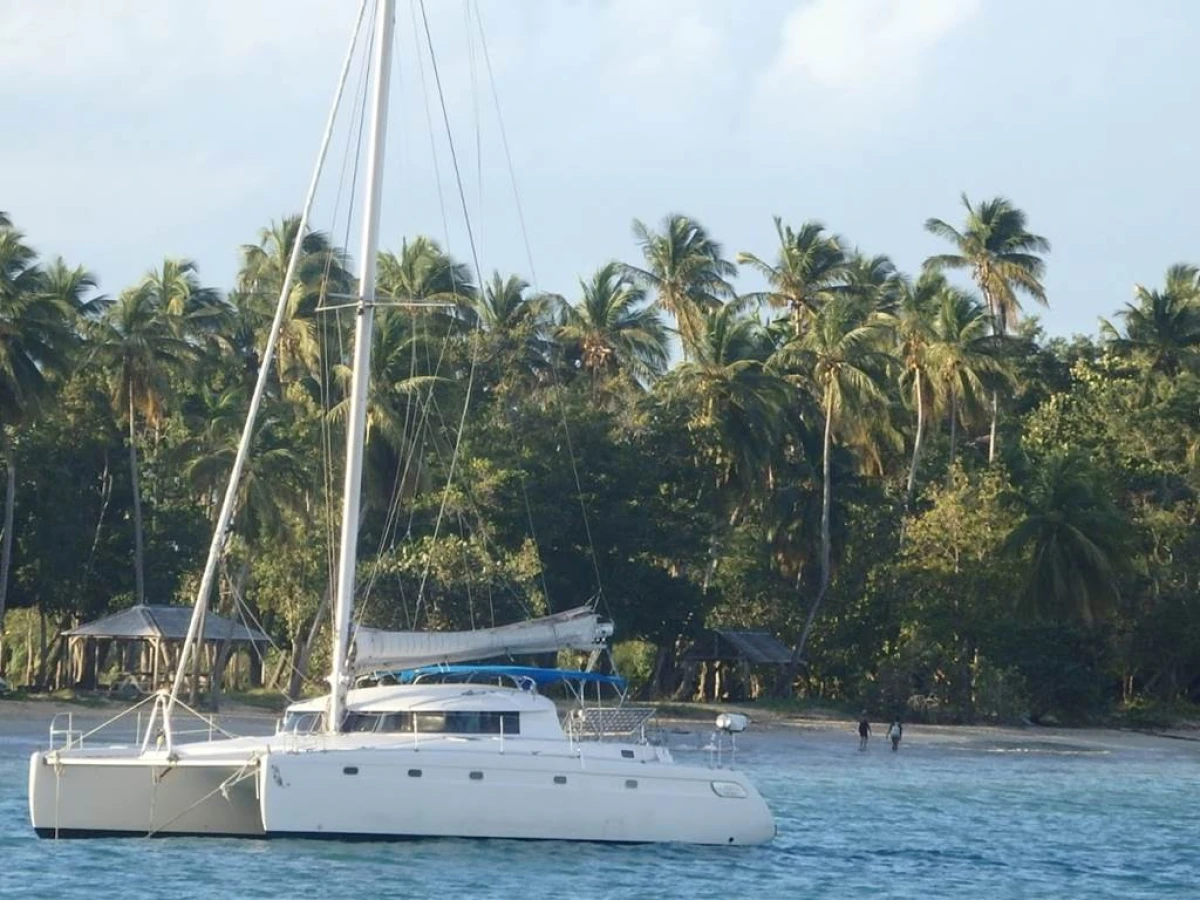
[211,640,233,709]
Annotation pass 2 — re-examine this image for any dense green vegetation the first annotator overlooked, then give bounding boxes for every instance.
[1,197,1198,723]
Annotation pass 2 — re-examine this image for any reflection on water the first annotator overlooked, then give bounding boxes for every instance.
[1,717,1197,900]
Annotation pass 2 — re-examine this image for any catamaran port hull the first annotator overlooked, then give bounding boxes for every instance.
[28,751,264,838]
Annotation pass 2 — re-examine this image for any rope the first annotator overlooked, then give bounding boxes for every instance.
[144,759,260,838]
[412,0,488,627]
[221,558,317,696]
[318,16,373,614]
[472,2,607,610]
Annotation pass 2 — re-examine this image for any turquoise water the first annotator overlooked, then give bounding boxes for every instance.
[1,718,1197,899]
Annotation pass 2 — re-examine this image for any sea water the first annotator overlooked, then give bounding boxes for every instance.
[0,716,1196,899]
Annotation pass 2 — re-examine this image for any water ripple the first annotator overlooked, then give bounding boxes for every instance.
[2,725,1198,899]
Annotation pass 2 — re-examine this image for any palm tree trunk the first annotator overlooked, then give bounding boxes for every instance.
[127,387,146,606]
[988,390,999,465]
[948,384,959,482]
[792,386,835,668]
[983,285,1000,466]
[287,585,331,700]
[0,426,15,676]
[905,370,925,506]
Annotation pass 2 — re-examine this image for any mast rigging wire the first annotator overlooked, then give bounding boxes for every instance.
[166,0,371,726]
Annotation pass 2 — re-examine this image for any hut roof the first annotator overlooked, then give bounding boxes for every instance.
[65,605,269,643]
[684,629,793,665]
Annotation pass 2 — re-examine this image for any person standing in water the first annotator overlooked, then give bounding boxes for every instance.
[857,712,871,750]
[888,720,903,752]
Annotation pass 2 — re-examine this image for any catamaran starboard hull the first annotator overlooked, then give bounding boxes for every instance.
[259,747,773,845]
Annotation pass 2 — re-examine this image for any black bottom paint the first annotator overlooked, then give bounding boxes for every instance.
[34,827,647,845]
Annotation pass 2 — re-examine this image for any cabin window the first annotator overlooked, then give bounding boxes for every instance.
[625,779,638,789]
[621,749,635,759]
[553,776,567,785]
[343,766,359,775]
[281,711,325,734]
[408,769,422,778]
[377,712,414,733]
[349,710,520,735]
[469,771,484,781]
[344,713,382,732]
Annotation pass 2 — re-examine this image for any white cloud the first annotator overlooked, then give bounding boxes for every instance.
[0,0,349,87]
[755,0,981,112]
[598,1,725,88]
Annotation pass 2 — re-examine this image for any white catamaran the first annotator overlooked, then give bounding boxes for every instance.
[28,0,775,845]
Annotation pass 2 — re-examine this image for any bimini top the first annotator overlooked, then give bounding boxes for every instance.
[390,664,626,690]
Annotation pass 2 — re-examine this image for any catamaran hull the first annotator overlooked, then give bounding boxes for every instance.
[28,752,264,838]
[258,748,775,845]
[30,747,773,844]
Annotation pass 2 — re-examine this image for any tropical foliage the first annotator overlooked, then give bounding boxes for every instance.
[1,199,1198,725]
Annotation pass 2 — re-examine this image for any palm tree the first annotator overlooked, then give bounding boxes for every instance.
[556,262,670,387]
[1101,264,1200,376]
[738,217,848,336]
[925,289,1007,476]
[892,271,945,504]
[0,231,85,647]
[664,303,791,501]
[378,236,474,316]
[238,216,352,384]
[462,272,558,387]
[89,286,196,604]
[183,387,310,541]
[136,257,226,341]
[471,272,548,334]
[623,214,735,358]
[844,251,903,315]
[924,195,1049,462]
[1005,452,1130,626]
[330,305,447,455]
[773,294,892,662]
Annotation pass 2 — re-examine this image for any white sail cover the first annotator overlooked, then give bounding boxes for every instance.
[351,605,613,673]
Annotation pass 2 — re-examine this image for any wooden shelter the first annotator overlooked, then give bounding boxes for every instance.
[64,604,269,698]
[682,629,793,701]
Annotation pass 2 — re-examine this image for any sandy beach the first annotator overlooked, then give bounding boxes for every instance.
[3,695,1196,757]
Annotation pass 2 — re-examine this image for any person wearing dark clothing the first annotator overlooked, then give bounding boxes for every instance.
[857,713,871,750]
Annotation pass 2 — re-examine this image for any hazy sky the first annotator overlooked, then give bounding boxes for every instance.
[3,0,1197,337]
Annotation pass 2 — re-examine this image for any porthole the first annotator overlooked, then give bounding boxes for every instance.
[342,766,359,775]
[624,779,638,789]
[553,775,567,785]
[469,771,484,781]
[407,769,422,778]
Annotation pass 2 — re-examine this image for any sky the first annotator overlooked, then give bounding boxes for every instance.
[2,0,1198,338]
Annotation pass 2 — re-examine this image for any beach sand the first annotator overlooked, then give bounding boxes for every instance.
[2,695,1196,756]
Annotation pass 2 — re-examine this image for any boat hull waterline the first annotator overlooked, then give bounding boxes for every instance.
[30,744,774,845]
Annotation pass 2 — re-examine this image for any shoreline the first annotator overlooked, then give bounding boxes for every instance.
[2,694,1197,750]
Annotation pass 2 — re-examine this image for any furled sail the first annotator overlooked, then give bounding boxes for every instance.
[350,605,613,673]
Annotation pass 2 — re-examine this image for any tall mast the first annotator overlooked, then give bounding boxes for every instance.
[329,0,395,733]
